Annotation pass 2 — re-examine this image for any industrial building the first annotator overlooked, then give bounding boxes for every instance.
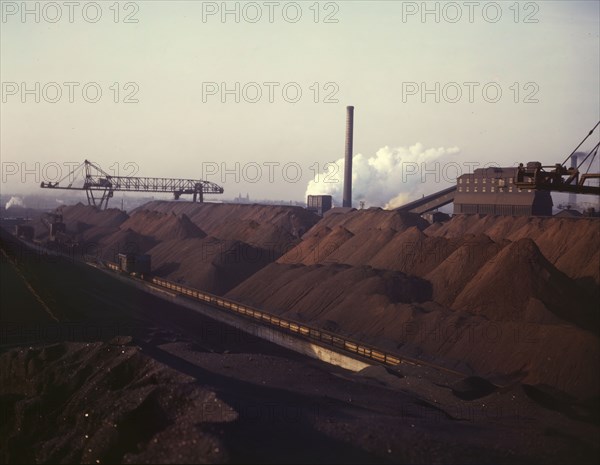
[334,106,554,218]
[394,167,554,218]
[454,167,553,216]
[117,253,152,275]
[307,195,333,216]
[40,213,67,242]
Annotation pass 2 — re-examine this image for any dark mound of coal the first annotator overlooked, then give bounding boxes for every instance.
[451,376,498,401]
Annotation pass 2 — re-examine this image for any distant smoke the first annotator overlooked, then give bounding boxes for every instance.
[5,196,25,210]
[306,143,460,209]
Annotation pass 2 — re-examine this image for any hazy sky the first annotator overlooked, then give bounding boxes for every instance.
[1,0,599,206]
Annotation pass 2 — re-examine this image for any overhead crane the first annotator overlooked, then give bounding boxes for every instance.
[40,160,224,209]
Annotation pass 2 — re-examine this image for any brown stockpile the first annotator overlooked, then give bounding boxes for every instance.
[119,210,206,242]
[147,236,275,294]
[425,234,508,308]
[96,228,158,261]
[315,227,403,268]
[226,261,599,398]
[80,210,205,263]
[113,204,313,293]
[132,201,321,249]
[276,207,429,266]
[57,202,129,231]
[426,215,600,287]
[0,338,234,464]
[227,209,599,398]
[520,218,600,287]
[279,211,599,293]
[30,202,317,294]
[32,203,129,242]
[451,238,596,327]
[423,214,526,239]
[227,263,432,322]
[31,203,599,398]
[280,223,463,277]
[277,225,357,265]
[368,227,463,276]
[318,207,429,234]
[398,311,600,399]
[226,262,436,347]
[277,209,457,275]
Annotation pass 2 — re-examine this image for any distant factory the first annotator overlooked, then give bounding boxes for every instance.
[454,167,553,216]
[308,108,597,219]
[307,195,332,216]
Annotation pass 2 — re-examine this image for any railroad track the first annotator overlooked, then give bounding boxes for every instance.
[104,261,466,377]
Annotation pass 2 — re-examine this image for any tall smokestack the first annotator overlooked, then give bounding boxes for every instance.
[343,106,354,208]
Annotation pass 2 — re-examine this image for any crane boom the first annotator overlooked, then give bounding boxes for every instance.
[40,160,224,209]
[514,123,600,196]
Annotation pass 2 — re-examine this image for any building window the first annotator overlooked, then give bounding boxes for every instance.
[482,187,486,192]
[509,177,513,184]
[528,189,532,193]
[474,178,478,184]
[482,178,486,184]
[459,178,462,184]
[474,187,478,192]
[509,187,513,192]
[466,178,470,184]
[458,187,462,192]
[491,187,495,192]
[466,187,469,192]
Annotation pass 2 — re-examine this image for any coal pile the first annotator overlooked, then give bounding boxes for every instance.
[0,338,234,464]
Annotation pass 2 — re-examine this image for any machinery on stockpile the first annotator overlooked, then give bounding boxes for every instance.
[396,121,600,217]
[40,160,224,210]
[514,122,600,196]
[41,212,69,242]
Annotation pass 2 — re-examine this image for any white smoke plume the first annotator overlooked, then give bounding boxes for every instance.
[5,196,25,210]
[306,143,460,209]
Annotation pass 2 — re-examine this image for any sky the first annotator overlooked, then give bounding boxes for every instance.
[1,0,599,207]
